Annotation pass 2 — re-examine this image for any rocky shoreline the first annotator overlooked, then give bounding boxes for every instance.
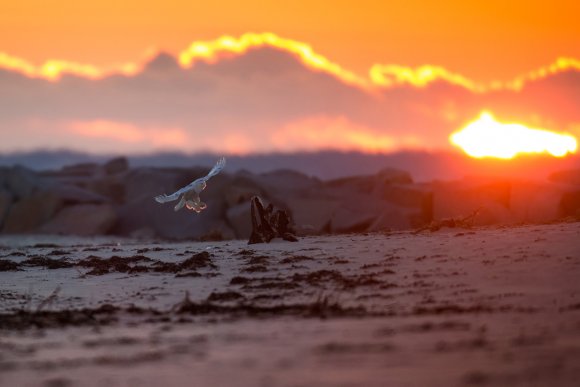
[1,157,579,240]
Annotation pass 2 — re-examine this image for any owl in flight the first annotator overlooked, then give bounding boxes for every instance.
[154,157,226,213]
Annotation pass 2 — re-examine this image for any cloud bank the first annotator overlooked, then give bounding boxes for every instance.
[0,34,578,155]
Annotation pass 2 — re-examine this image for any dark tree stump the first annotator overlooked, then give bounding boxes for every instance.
[248,196,298,244]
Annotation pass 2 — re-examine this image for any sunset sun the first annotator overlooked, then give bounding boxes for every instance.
[450,111,578,159]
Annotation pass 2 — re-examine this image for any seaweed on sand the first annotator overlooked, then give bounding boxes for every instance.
[172,291,370,319]
[0,259,20,271]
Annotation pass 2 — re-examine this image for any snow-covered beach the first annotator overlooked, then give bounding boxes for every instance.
[1,221,579,386]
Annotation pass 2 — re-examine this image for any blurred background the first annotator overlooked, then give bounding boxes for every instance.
[0,0,578,238]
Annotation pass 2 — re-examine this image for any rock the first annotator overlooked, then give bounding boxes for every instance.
[509,182,568,223]
[281,169,420,234]
[115,194,177,238]
[40,204,117,236]
[326,175,376,195]
[123,167,181,202]
[48,183,108,204]
[549,169,580,186]
[0,190,13,229]
[6,158,578,239]
[368,204,422,231]
[59,162,100,177]
[431,178,578,225]
[2,190,62,233]
[116,191,227,240]
[252,169,321,194]
[224,177,265,207]
[431,179,513,226]
[116,165,236,239]
[330,207,377,233]
[103,157,129,175]
[548,169,580,218]
[326,168,413,195]
[560,191,580,218]
[226,202,253,239]
[376,183,433,227]
[328,191,401,233]
[87,176,126,204]
[284,196,340,234]
[375,168,414,185]
[3,166,41,199]
[0,168,101,233]
[378,184,431,208]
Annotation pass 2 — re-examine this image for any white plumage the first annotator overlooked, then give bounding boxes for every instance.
[154,157,226,212]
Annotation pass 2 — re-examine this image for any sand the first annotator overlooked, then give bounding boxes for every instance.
[1,222,579,387]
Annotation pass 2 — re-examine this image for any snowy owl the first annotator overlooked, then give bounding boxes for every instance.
[154,157,226,212]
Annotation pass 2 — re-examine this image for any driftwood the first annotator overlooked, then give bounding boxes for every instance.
[248,196,298,244]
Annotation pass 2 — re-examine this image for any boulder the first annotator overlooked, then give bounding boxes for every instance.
[252,169,321,194]
[59,162,100,177]
[560,191,580,218]
[376,183,434,227]
[103,157,129,175]
[116,165,241,239]
[48,183,108,204]
[431,179,513,225]
[282,168,422,234]
[368,205,418,231]
[284,196,340,234]
[0,189,13,229]
[3,166,41,199]
[123,167,181,202]
[86,176,126,204]
[223,176,265,207]
[330,207,376,233]
[377,184,431,208]
[547,169,580,218]
[40,204,117,236]
[226,201,252,239]
[326,175,376,195]
[375,168,414,185]
[509,182,568,223]
[328,192,395,233]
[323,169,414,203]
[115,190,227,240]
[278,171,419,235]
[326,168,412,194]
[2,190,62,233]
[549,169,580,186]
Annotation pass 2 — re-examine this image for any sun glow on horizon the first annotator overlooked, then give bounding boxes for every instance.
[450,111,578,159]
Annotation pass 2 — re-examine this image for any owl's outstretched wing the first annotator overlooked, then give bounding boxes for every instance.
[154,192,181,203]
[153,157,226,207]
[201,156,226,182]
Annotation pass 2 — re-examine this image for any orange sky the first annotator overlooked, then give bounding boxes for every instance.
[0,0,578,158]
[1,0,579,83]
